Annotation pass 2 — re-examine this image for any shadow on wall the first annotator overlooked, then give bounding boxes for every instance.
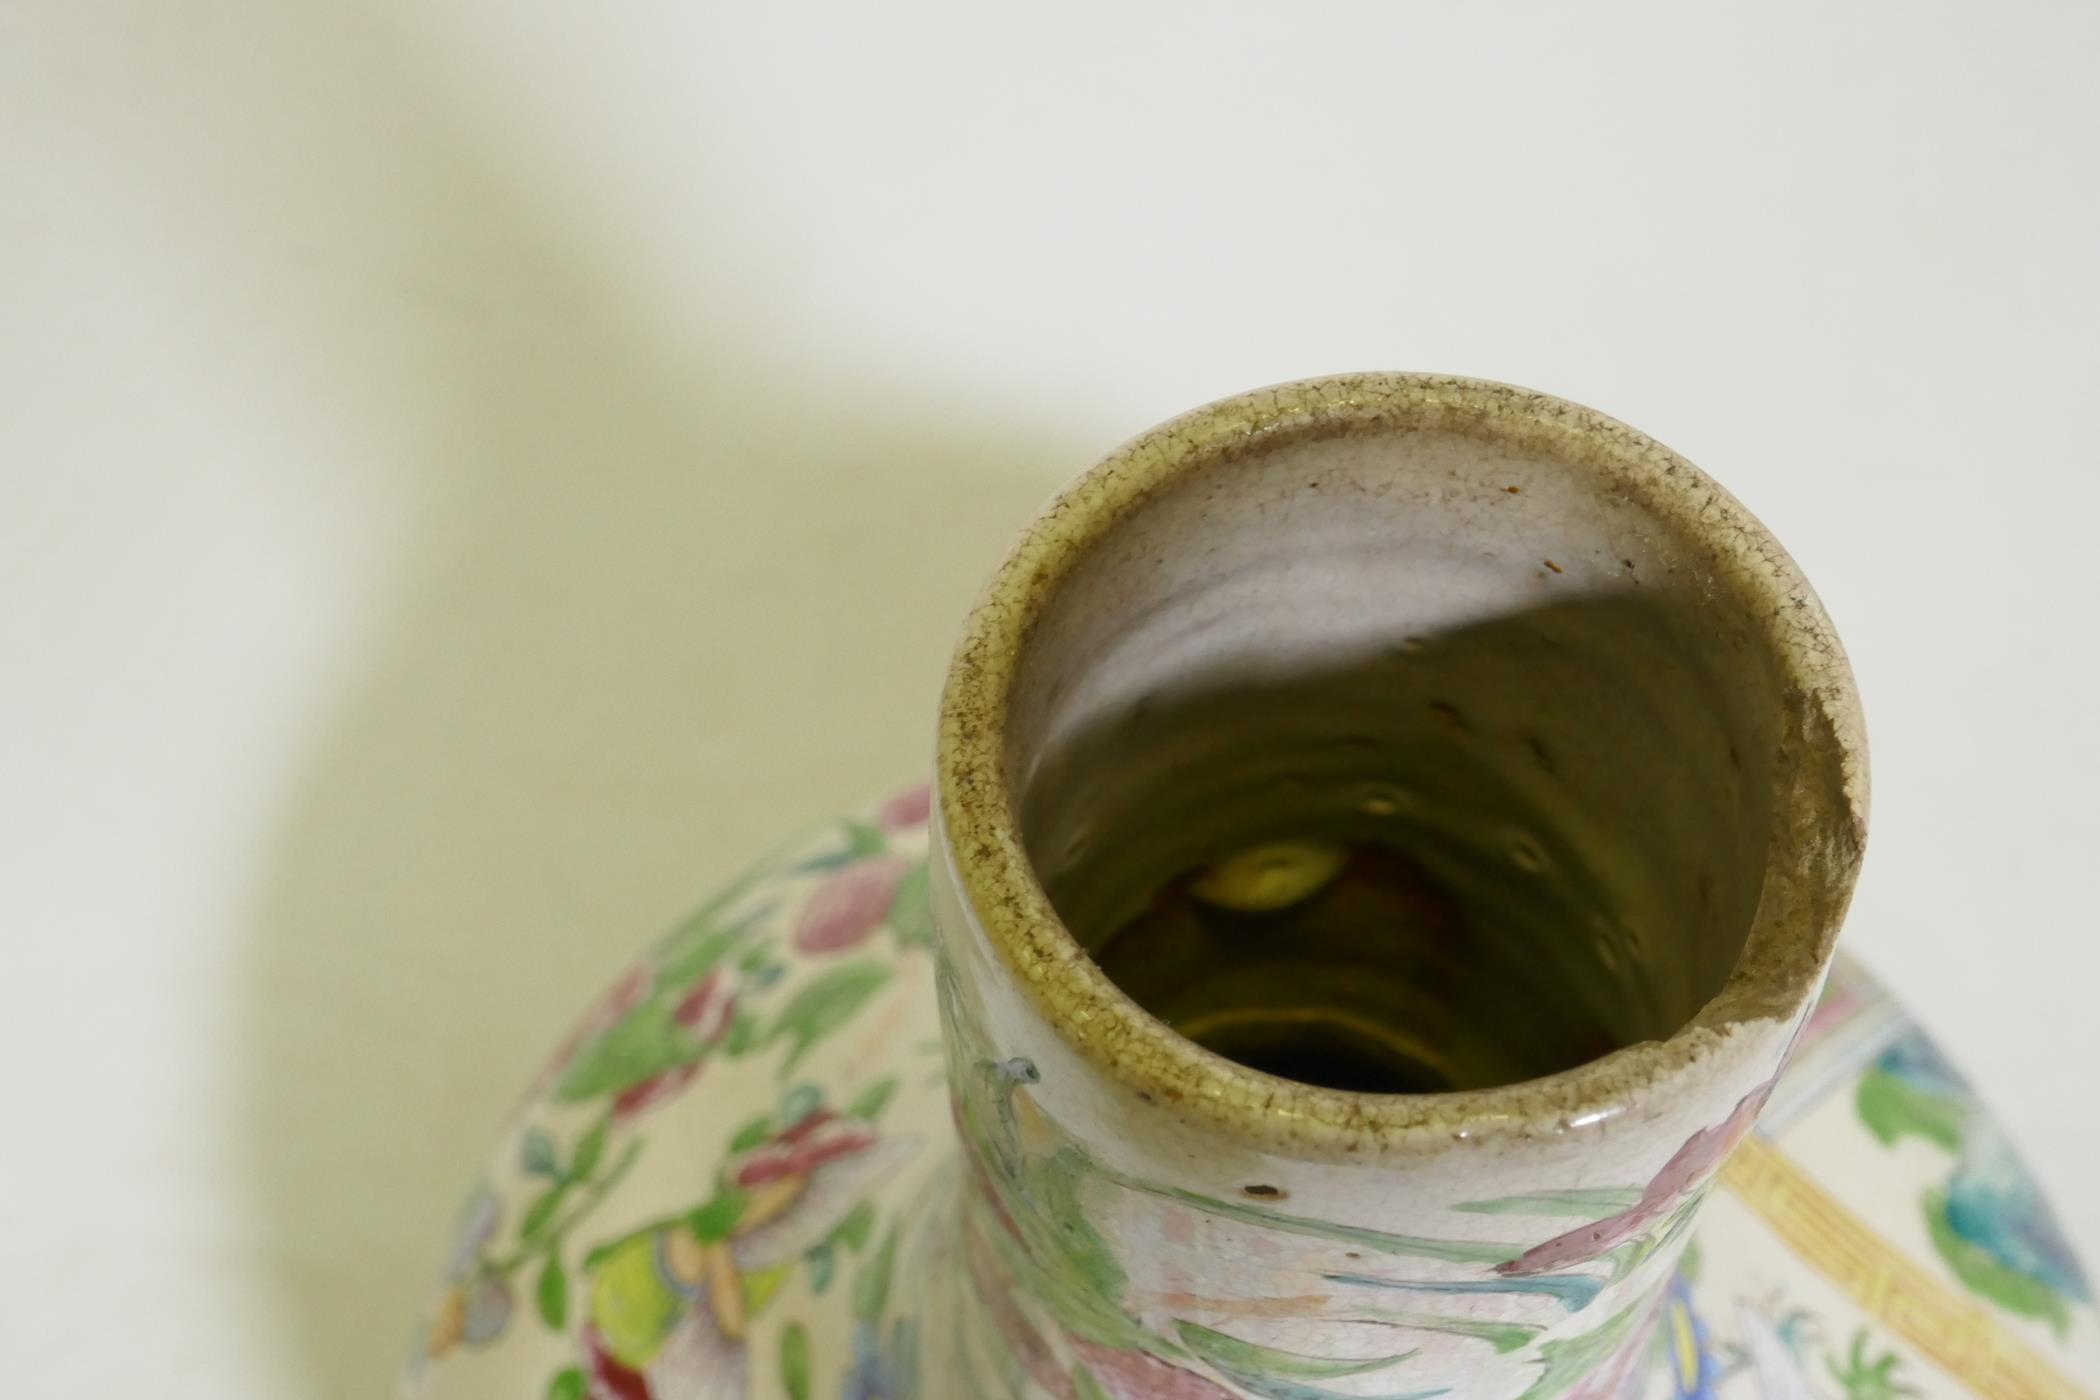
[228,17,1071,1396]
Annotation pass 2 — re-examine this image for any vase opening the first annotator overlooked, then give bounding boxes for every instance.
[1002,407,1799,1095]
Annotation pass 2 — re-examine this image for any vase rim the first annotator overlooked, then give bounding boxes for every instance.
[936,372,1868,1155]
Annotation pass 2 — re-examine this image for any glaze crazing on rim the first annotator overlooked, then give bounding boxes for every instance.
[935,371,1868,1158]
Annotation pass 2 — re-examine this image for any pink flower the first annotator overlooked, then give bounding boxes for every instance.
[877,783,932,832]
[795,857,910,954]
[610,1061,702,1122]
[1072,1340,1240,1400]
[673,971,737,1040]
[1499,1086,1769,1275]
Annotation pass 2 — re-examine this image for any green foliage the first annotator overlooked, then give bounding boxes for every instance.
[569,1119,607,1177]
[556,927,747,1102]
[1176,1320,1412,1378]
[1350,1310,1539,1355]
[767,962,892,1077]
[779,1082,825,1127]
[535,1256,569,1329]
[1922,1187,2071,1338]
[780,1321,813,1400]
[519,1127,560,1178]
[725,1010,760,1057]
[833,1200,877,1253]
[1071,1366,1113,1400]
[848,1075,900,1121]
[1856,1068,1965,1153]
[888,861,934,948]
[1825,1328,1919,1400]
[991,1146,1150,1353]
[1453,1188,1643,1218]
[1513,1294,1644,1400]
[544,1367,586,1400]
[854,1226,899,1323]
[807,1241,837,1294]
[521,1185,567,1241]
[728,1112,775,1154]
[687,1184,750,1244]
[1115,1170,1521,1267]
[794,820,888,873]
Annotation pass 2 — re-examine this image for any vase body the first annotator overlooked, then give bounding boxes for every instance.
[402,377,2096,1400]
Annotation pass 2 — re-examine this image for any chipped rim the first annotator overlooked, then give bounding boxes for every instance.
[935,373,1868,1154]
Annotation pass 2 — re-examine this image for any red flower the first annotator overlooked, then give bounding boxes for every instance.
[795,857,910,954]
[877,783,932,832]
[584,1325,654,1400]
[734,1110,879,1187]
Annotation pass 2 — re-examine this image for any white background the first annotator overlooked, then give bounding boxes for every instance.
[4,4,2096,1395]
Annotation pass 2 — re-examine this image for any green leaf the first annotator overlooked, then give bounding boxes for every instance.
[570,1118,608,1178]
[779,1082,825,1128]
[766,962,892,1077]
[545,1367,586,1400]
[519,1126,561,1178]
[687,1186,749,1244]
[1514,1296,1645,1400]
[1072,1366,1112,1400]
[1857,1068,1965,1153]
[653,864,770,974]
[854,1226,899,1322]
[1453,1187,1643,1218]
[1923,1186,2072,1338]
[793,821,889,873]
[1108,1167,1521,1266]
[521,1185,567,1241]
[833,1200,877,1253]
[845,820,887,858]
[1176,1320,1411,1379]
[654,922,750,996]
[738,942,774,974]
[847,1076,899,1121]
[728,1113,775,1154]
[807,1241,837,1294]
[780,1322,812,1400]
[1349,1310,1539,1355]
[554,1005,706,1104]
[887,862,934,948]
[536,1256,569,1329]
[725,1010,760,1057]
[556,916,762,1103]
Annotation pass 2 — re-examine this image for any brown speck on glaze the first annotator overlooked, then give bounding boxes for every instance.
[934,373,1868,1159]
[1543,558,1564,574]
[1241,1184,1287,1200]
[1504,485,1521,494]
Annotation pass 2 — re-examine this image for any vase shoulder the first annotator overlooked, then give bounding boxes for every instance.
[402,790,2097,1400]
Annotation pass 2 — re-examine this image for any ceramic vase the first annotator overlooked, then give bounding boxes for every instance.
[403,376,2098,1400]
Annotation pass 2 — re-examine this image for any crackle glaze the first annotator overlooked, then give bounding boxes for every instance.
[401,378,2092,1399]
